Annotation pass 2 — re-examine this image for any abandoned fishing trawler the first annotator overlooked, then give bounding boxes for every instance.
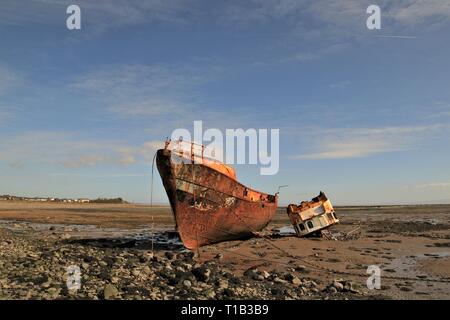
[287,192,339,237]
[156,139,278,249]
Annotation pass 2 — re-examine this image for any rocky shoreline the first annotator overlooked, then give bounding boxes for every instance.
[0,223,365,300]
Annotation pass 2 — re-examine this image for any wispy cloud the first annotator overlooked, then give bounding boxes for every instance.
[221,0,450,28]
[0,131,164,169]
[2,1,449,40]
[69,64,211,118]
[0,0,195,29]
[415,182,450,189]
[0,65,22,95]
[0,107,12,123]
[291,124,443,160]
[374,35,417,39]
[70,64,204,93]
[388,0,450,26]
[67,63,242,133]
[50,172,151,178]
[329,80,352,89]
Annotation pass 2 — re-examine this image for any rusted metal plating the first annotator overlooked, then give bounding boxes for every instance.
[156,140,278,249]
[287,192,339,237]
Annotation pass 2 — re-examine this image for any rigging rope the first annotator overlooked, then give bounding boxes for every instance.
[150,152,157,255]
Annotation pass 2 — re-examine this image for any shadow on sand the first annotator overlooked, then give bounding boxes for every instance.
[62,230,185,251]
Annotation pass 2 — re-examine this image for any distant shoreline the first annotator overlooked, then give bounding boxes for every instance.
[0,195,127,204]
[1,199,450,208]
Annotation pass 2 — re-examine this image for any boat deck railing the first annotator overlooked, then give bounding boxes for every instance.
[164,138,222,165]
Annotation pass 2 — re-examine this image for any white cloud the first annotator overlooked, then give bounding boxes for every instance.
[68,63,241,132]
[0,65,22,95]
[329,80,352,89]
[2,1,449,35]
[0,131,164,168]
[389,0,450,25]
[109,98,190,117]
[222,0,450,27]
[291,125,443,160]
[0,0,195,29]
[70,64,203,93]
[415,182,450,188]
[69,64,210,118]
[0,108,11,122]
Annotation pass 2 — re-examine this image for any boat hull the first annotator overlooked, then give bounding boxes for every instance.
[156,149,278,249]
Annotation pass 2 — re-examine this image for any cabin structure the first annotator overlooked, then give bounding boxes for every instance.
[287,192,339,237]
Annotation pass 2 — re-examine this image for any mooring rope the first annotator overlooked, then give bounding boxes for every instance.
[223,208,450,284]
[150,152,157,255]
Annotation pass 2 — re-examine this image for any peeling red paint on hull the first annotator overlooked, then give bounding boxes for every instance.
[156,148,278,249]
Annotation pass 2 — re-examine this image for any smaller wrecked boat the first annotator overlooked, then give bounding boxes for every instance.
[287,192,339,237]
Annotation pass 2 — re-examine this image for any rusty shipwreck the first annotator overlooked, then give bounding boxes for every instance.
[156,140,278,249]
[287,192,339,237]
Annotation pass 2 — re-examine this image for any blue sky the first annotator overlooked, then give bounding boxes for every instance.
[0,0,449,205]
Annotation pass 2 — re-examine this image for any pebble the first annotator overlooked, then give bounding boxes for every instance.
[104,284,119,299]
[0,221,367,300]
[333,280,344,291]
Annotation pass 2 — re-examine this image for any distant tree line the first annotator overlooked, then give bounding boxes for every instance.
[90,198,127,204]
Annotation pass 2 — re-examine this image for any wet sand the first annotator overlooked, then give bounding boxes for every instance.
[0,202,449,299]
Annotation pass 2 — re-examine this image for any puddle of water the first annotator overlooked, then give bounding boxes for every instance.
[384,252,450,279]
[275,226,296,235]
[0,219,184,250]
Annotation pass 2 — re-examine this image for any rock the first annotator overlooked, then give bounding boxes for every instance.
[273,277,287,284]
[261,270,271,279]
[165,252,176,260]
[104,284,119,299]
[222,288,234,297]
[143,266,152,275]
[182,251,195,261]
[291,277,302,285]
[343,281,360,293]
[139,254,148,263]
[110,277,120,284]
[131,269,140,277]
[255,275,265,281]
[47,287,60,299]
[271,287,283,296]
[192,266,211,282]
[328,286,338,294]
[206,290,216,299]
[284,273,295,281]
[217,279,229,290]
[215,253,224,260]
[182,280,192,288]
[243,267,258,277]
[333,280,344,291]
[181,263,192,271]
[164,263,173,271]
[175,266,185,273]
